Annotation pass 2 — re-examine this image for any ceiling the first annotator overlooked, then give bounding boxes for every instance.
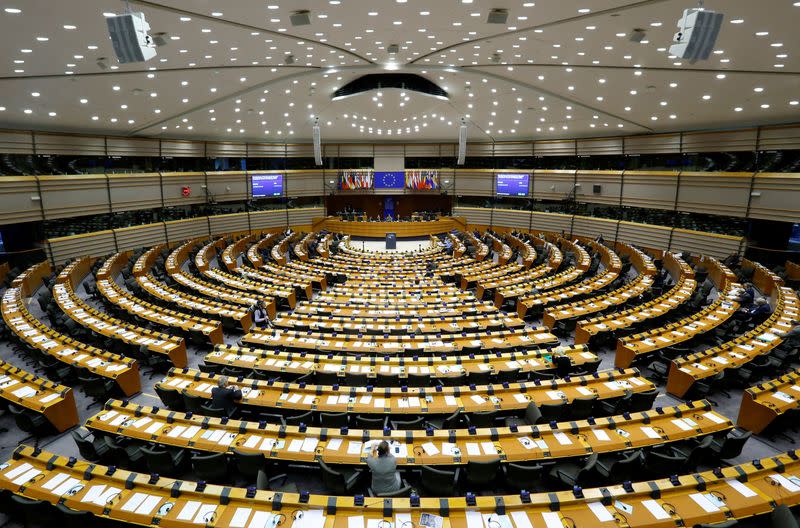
[0,0,798,143]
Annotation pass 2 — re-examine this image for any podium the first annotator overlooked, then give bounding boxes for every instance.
[386,232,396,250]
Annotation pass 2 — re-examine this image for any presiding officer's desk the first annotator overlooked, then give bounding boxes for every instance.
[205,344,599,381]
[88,399,730,468]
[4,444,800,528]
[156,367,654,417]
[737,368,800,434]
[321,217,462,237]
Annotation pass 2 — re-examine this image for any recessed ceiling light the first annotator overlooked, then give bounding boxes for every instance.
[36,36,48,41]
[716,74,726,79]
[80,98,88,104]
[23,109,32,114]
[211,11,223,16]
[702,94,711,100]
[734,107,743,112]
[761,104,770,109]
[63,24,76,29]
[755,31,768,36]
[578,8,590,13]
[4,7,21,13]
[790,101,799,106]
[730,19,744,24]
[754,87,764,92]
[31,92,40,97]
[419,10,429,15]
[48,111,56,117]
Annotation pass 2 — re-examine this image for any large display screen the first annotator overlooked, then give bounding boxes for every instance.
[251,174,283,197]
[496,173,530,197]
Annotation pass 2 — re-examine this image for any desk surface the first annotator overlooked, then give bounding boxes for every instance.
[321,217,461,237]
[157,367,654,416]
[4,444,800,528]
[205,343,598,379]
[88,399,730,467]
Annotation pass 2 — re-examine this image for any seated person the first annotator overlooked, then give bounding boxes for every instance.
[211,376,242,417]
[733,283,756,305]
[736,297,772,323]
[251,300,271,328]
[775,319,800,347]
[366,441,402,494]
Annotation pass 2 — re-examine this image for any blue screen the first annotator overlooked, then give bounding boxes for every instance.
[251,174,283,197]
[496,173,530,196]
[374,171,405,189]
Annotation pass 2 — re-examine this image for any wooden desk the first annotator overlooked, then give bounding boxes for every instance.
[737,368,800,434]
[4,445,800,528]
[12,261,51,298]
[157,367,654,416]
[166,239,277,319]
[615,282,741,368]
[787,261,800,282]
[54,261,187,368]
[0,360,78,432]
[242,326,559,355]
[2,287,141,397]
[667,286,800,398]
[88,399,730,468]
[743,258,784,296]
[322,217,460,237]
[134,246,253,333]
[206,343,598,380]
[97,251,224,345]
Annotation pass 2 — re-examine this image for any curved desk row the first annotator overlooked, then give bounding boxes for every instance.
[3,445,800,528]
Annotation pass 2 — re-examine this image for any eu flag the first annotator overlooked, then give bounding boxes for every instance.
[374,171,405,189]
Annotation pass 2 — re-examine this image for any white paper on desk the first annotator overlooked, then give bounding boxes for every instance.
[641,426,661,439]
[510,511,534,528]
[301,437,318,452]
[774,391,795,403]
[703,412,726,424]
[52,477,81,497]
[94,486,121,506]
[770,473,800,492]
[121,492,148,512]
[592,429,610,441]
[726,479,757,498]
[325,395,338,405]
[136,494,162,515]
[374,398,386,408]
[244,435,261,449]
[465,510,483,528]
[445,395,458,406]
[481,441,498,455]
[347,441,363,455]
[348,516,365,528]
[588,501,614,522]
[689,492,720,512]
[176,501,202,521]
[546,390,564,400]
[671,419,692,431]
[553,432,572,445]
[230,507,253,528]
[422,442,440,456]
[219,432,236,446]
[641,499,670,520]
[471,395,487,405]
[395,513,412,528]
[327,438,343,451]
[12,386,36,399]
[295,510,326,528]
[540,512,563,528]
[42,472,70,490]
[260,438,276,451]
[144,422,164,435]
[466,443,481,456]
[288,439,303,453]
[181,425,201,439]
[81,484,107,504]
[513,393,528,404]
[167,425,186,438]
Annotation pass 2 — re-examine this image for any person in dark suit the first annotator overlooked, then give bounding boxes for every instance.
[211,376,242,417]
